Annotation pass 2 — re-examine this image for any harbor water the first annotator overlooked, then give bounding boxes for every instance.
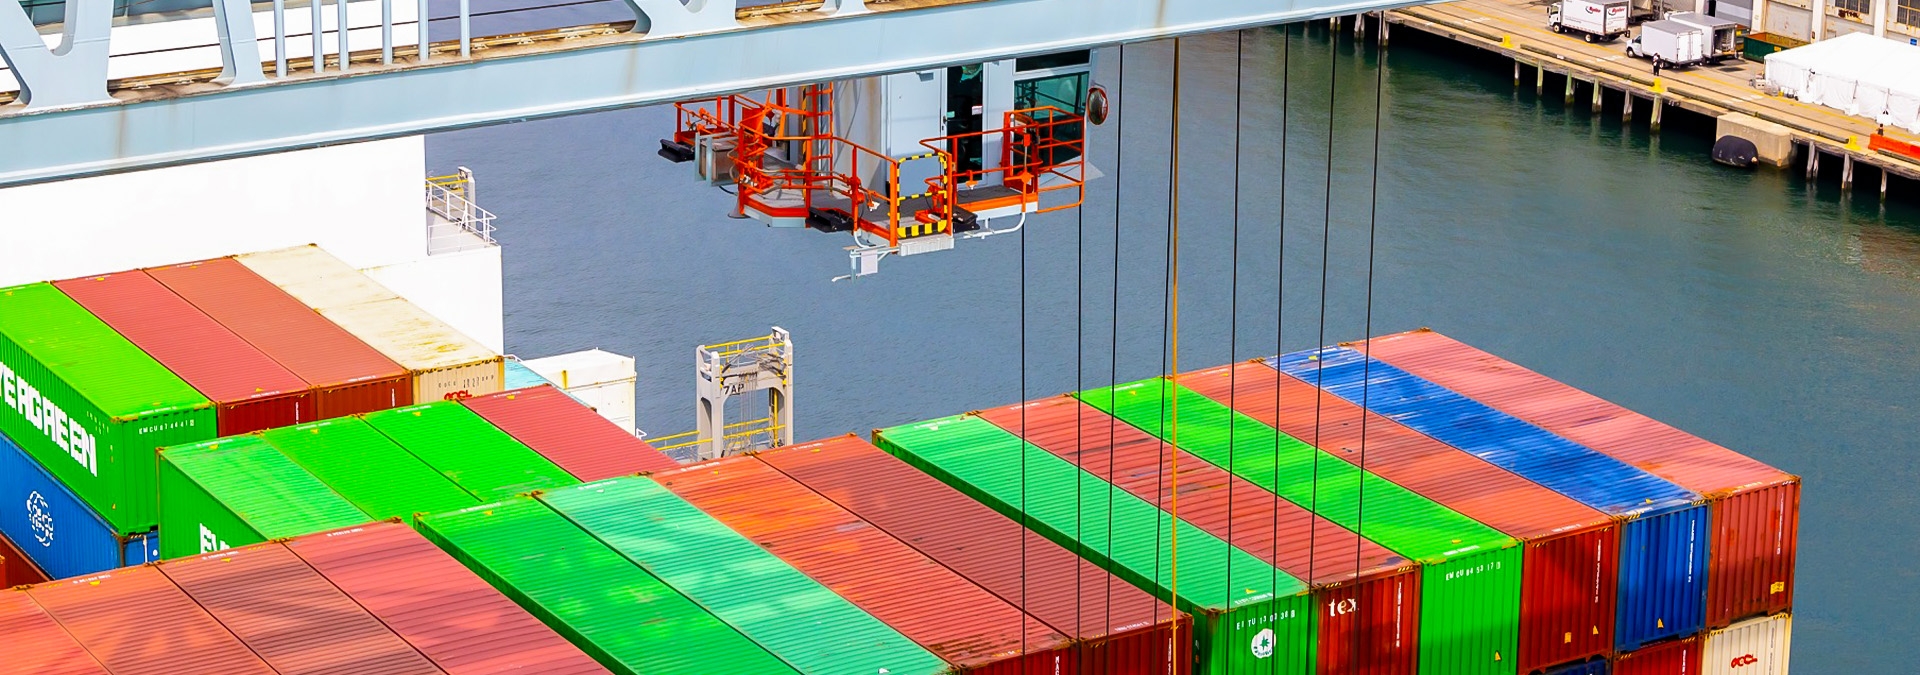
[429,25,1920,673]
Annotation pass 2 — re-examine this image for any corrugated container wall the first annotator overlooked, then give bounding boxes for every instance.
[25,565,278,674]
[147,258,413,418]
[364,401,577,500]
[538,477,951,675]
[415,496,803,675]
[1365,329,1799,629]
[0,530,52,587]
[1274,347,1710,652]
[156,435,369,559]
[54,271,314,435]
[1180,362,1622,674]
[0,282,215,535]
[0,591,109,674]
[978,397,1420,675]
[236,246,502,403]
[1,434,156,579]
[262,418,480,521]
[655,456,1078,674]
[1613,636,1702,675]
[286,522,610,675]
[462,386,681,480]
[1080,380,1524,675]
[756,435,1191,675]
[875,415,1314,675]
[1702,614,1789,675]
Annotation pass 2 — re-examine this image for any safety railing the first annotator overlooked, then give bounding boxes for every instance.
[425,168,496,254]
[647,417,786,455]
[919,106,1087,233]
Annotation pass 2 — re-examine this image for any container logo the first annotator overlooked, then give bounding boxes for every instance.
[25,490,53,546]
[1327,598,1358,617]
[0,361,98,476]
[1250,629,1275,659]
[1730,654,1758,667]
[198,524,231,554]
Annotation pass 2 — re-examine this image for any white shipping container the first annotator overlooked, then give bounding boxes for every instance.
[525,350,637,431]
[238,245,504,403]
[1703,613,1791,675]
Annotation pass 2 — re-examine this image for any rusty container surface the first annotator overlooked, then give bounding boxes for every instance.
[461,386,680,480]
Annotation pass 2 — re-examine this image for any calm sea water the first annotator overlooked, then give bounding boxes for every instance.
[429,25,1920,672]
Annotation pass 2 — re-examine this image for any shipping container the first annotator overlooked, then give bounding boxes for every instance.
[148,258,413,419]
[462,386,681,479]
[1078,381,1525,675]
[25,565,277,674]
[0,589,108,674]
[155,541,449,675]
[1365,329,1798,629]
[263,418,480,520]
[1545,660,1610,675]
[0,282,215,534]
[757,435,1191,675]
[54,271,314,435]
[503,358,559,390]
[1614,635,1701,675]
[285,522,610,675]
[156,435,369,559]
[875,415,1315,675]
[1180,362,1623,674]
[1,433,157,579]
[364,401,577,500]
[655,455,1078,674]
[539,477,951,675]
[979,396,1421,675]
[416,496,803,675]
[1273,347,1710,652]
[0,529,52,587]
[237,246,503,403]
[1702,614,1789,675]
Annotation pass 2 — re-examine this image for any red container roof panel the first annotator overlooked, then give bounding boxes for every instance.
[757,435,1183,646]
[1360,329,1794,493]
[0,592,109,675]
[654,456,1072,672]
[0,531,52,587]
[461,386,680,480]
[284,522,610,675]
[25,566,277,675]
[157,542,446,675]
[978,396,1411,587]
[147,259,409,404]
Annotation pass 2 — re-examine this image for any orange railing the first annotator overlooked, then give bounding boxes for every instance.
[918,106,1087,240]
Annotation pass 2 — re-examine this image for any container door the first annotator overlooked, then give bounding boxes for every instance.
[1702,614,1791,675]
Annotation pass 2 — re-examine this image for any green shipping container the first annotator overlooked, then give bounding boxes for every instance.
[363,402,577,500]
[156,435,369,559]
[262,418,478,520]
[874,415,1319,675]
[416,497,799,675]
[0,282,215,534]
[1081,379,1525,675]
[538,477,951,675]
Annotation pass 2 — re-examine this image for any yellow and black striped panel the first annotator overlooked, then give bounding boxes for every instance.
[894,220,951,239]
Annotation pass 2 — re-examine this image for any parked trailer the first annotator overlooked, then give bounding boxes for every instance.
[1549,0,1630,42]
[1627,20,1710,68]
[1666,12,1740,63]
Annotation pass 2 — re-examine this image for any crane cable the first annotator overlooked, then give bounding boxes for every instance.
[1164,33,1184,666]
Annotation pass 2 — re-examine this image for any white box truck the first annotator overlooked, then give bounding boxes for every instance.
[1626,19,1709,68]
[1549,0,1631,42]
[1665,11,1740,63]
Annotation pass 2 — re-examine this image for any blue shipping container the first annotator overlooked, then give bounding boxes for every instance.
[1543,658,1610,675]
[1272,346,1709,650]
[0,432,156,580]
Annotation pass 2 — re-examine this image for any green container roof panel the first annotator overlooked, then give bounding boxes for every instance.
[161,436,368,547]
[416,497,797,675]
[363,402,577,500]
[0,282,208,416]
[262,419,478,520]
[539,478,949,675]
[1079,380,1513,562]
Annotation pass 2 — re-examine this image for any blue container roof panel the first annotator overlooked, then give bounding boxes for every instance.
[1271,347,1699,516]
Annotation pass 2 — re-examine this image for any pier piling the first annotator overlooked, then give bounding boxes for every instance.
[1650,97,1663,132]
[1536,66,1544,96]
[1565,76,1575,105]
[1842,155,1854,190]
[1622,92,1633,122]
[1591,80,1602,113]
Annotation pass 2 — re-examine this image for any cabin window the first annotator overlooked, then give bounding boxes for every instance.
[1015,72,1090,117]
[1897,0,1919,26]
[1830,0,1870,14]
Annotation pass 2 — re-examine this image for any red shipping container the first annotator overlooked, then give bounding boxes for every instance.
[285,521,608,675]
[55,271,313,435]
[759,435,1192,675]
[656,455,1077,674]
[0,591,108,675]
[462,386,680,480]
[157,542,445,675]
[25,565,277,674]
[979,396,1422,675]
[1613,634,1702,675]
[1179,362,1623,673]
[147,258,413,419]
[0,530,51,587]
[1363,329,1800,628]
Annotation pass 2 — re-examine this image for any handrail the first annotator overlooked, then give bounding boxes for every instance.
[919,105,1087,231]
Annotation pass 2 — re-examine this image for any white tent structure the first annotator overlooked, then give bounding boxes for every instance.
[1765,33,1920,134]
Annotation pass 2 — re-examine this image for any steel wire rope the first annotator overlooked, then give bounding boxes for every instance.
[1351,20,1389,673]
[1019,73,1030,673]
[1223,26,1247,675]
[1073,41,1089,675]
[1153,34,1187,669]
[1269,23,1292,675]
[1306,18,1339,632]
[1104,42,1126,672]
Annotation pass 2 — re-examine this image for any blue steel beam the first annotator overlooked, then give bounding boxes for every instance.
[0,0,1423,187]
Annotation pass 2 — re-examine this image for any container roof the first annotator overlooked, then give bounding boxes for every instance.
[462,386,680,480]
[262,418,479,520]
[161,435,369,539]
[363,401,576,500]
[0,282,207,418]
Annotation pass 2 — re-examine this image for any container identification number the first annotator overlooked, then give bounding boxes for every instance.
[1233,609,1298,630]
[1444,560,1504,582]
[0,360,97,475]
